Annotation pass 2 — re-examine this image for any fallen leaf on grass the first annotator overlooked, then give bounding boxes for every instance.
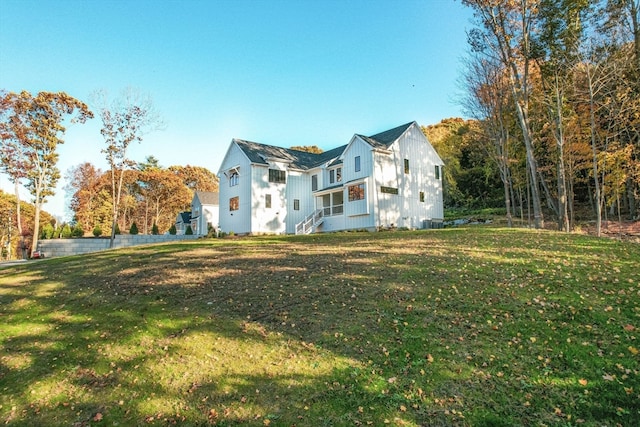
[578,378,588,386]
[602,373,615,381]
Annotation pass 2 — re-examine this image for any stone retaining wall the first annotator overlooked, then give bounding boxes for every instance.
[37,234,200,258]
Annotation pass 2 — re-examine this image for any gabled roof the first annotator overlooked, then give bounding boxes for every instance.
[356,121,415,150]
[194,191,219,206]
[233,139,344,171]
[230,121,416,170]
[177,212,191,223]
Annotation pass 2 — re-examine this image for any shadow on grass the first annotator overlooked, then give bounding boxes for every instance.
[1,228,639,425]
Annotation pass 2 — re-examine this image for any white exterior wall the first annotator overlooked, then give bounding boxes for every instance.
[250,163,287,234]
[372,123,444,229]
[286,170,313,234]
[218,143,252,235]
[339,138,376,231]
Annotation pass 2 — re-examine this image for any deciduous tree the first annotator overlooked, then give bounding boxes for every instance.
[92,88,163,247]
[0,90,92,255]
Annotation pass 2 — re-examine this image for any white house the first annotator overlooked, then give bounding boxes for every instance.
[189,191,219,235]
[217,121,444,235]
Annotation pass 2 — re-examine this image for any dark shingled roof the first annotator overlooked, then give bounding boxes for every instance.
[356,121,414,150]
[178,212,191,223]
[233,122,414,169]
[234,139,345,170]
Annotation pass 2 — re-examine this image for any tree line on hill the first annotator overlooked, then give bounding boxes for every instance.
[65,158,218,238]
[454,0,639,234]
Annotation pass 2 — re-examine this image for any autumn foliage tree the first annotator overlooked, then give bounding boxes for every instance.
[0,90,92,254]
[92,88,163,247]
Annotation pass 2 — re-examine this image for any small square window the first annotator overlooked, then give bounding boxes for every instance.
[229,196,239,211]
[294,199,300,210]
[265,194,271,208]
[404,159,410,174]
[355,156,361,172]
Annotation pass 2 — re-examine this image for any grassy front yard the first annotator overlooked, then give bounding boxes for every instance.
[1,228,639,426]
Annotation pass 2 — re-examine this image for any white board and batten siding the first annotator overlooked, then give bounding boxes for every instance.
[218,142,253,235]
[372,123,444,229]
[217,121,444,235]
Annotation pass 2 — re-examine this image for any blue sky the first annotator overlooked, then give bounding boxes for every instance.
[0,0,473,220]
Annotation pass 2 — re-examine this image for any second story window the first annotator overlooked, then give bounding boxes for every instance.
[355,156,361,172]
[312,174,318,191]
[435,165,440,180]
[336,167,342,182]
[269,169,286,183]
[404,159,410,174]
[329,169,335,184]
[229,171,239,187]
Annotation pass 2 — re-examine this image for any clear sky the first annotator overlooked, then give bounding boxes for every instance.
[0,0,473,220]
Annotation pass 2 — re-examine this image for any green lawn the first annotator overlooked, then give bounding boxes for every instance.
[1,228,639,426]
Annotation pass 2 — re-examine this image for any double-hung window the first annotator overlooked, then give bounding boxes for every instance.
[229,171,239,187]
[355,156,361,172]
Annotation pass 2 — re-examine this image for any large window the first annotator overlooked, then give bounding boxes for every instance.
[229,196,239,211]
[229,171,239,187]
[265,194,271,208]
[311,174,318,191]
[404,159,410,174]
[355,156,361,172]
[269,169,286,183]
[348,183,365,201]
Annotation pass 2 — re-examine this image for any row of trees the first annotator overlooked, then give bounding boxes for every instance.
[1,88,218,258]
[65,159,217,238]
[459,0,639,233]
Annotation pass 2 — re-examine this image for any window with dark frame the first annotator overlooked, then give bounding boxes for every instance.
[420,191,425,202]
[229,196,239,211]
[311,174,318,191]
[380,186,398,195]
[348,183,365,201]
[404,159,410,174]
[355,156,361,172]
[265,194,271,208]
[268,169,286,183]
[294,199,300,210]
[337,167,342,182]
[435,165,440,180]
[329,169,335,184]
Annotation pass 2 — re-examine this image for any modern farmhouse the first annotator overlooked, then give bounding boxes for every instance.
[217,121,444,235]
